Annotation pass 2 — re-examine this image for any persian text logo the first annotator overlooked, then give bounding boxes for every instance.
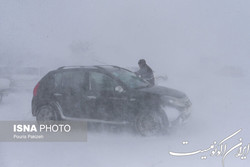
[169,129,249,167]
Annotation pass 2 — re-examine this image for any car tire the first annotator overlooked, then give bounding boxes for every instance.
[36,105,61,123]
[136,110,169,136]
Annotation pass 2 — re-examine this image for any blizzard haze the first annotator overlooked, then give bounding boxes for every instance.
[0,0,250,167]
[1,0,249,70]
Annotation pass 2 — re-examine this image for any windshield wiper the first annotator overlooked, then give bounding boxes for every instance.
[135,84,151,89]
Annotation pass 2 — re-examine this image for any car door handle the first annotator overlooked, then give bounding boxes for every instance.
[130,98,136,101]
[86,96,96,100]
[54,93,63,96]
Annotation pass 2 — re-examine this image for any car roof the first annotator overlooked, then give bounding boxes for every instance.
[56,65,124,71]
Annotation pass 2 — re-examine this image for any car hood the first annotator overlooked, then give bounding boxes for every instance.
[139,85,187,99]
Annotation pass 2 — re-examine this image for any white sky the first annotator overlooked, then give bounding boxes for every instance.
[0,0,249,72]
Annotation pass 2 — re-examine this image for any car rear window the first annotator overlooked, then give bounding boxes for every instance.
[61,70,87,92]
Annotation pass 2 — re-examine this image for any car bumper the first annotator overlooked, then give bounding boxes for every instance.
[162,106,191,127]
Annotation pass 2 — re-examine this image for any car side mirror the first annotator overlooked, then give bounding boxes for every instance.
[115,86,124,93]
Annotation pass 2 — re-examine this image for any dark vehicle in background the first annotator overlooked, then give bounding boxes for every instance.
[32,66,191,136]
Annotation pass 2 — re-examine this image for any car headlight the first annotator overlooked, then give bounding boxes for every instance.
[161,96,191,108]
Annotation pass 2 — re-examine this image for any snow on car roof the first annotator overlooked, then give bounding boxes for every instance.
[57,66,99,70]
[57,65,121,70]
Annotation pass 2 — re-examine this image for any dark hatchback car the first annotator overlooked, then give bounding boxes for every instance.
[32,66,191,135]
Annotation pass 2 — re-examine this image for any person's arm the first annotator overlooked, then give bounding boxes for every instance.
[135,69,142,76]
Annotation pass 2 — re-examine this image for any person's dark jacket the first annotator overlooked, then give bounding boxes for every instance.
[136,64,155,85]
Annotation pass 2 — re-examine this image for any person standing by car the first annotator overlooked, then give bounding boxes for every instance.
[136,59,155,85]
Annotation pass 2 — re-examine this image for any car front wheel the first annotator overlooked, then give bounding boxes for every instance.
[136,111,169,136]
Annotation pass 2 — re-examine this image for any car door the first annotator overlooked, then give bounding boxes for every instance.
[53,70,88,118]
[83,70,129,122]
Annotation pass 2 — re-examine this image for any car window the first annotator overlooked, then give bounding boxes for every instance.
[89,71,118,92]
[61,70,87,92]
[54,72,63,89]
[39,73,55,94]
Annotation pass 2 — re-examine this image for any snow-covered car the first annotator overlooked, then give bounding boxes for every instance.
[31,66,191,136]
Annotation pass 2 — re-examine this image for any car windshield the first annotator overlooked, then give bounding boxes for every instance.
[107,67,150,89]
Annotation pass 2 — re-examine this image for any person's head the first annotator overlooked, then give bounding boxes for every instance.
[138,59,146,68]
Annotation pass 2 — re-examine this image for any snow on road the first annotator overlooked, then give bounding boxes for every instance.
[0,90,34,121]
[0,68,249,167]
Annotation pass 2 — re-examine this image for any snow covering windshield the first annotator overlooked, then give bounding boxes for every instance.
[107,68,150,89]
